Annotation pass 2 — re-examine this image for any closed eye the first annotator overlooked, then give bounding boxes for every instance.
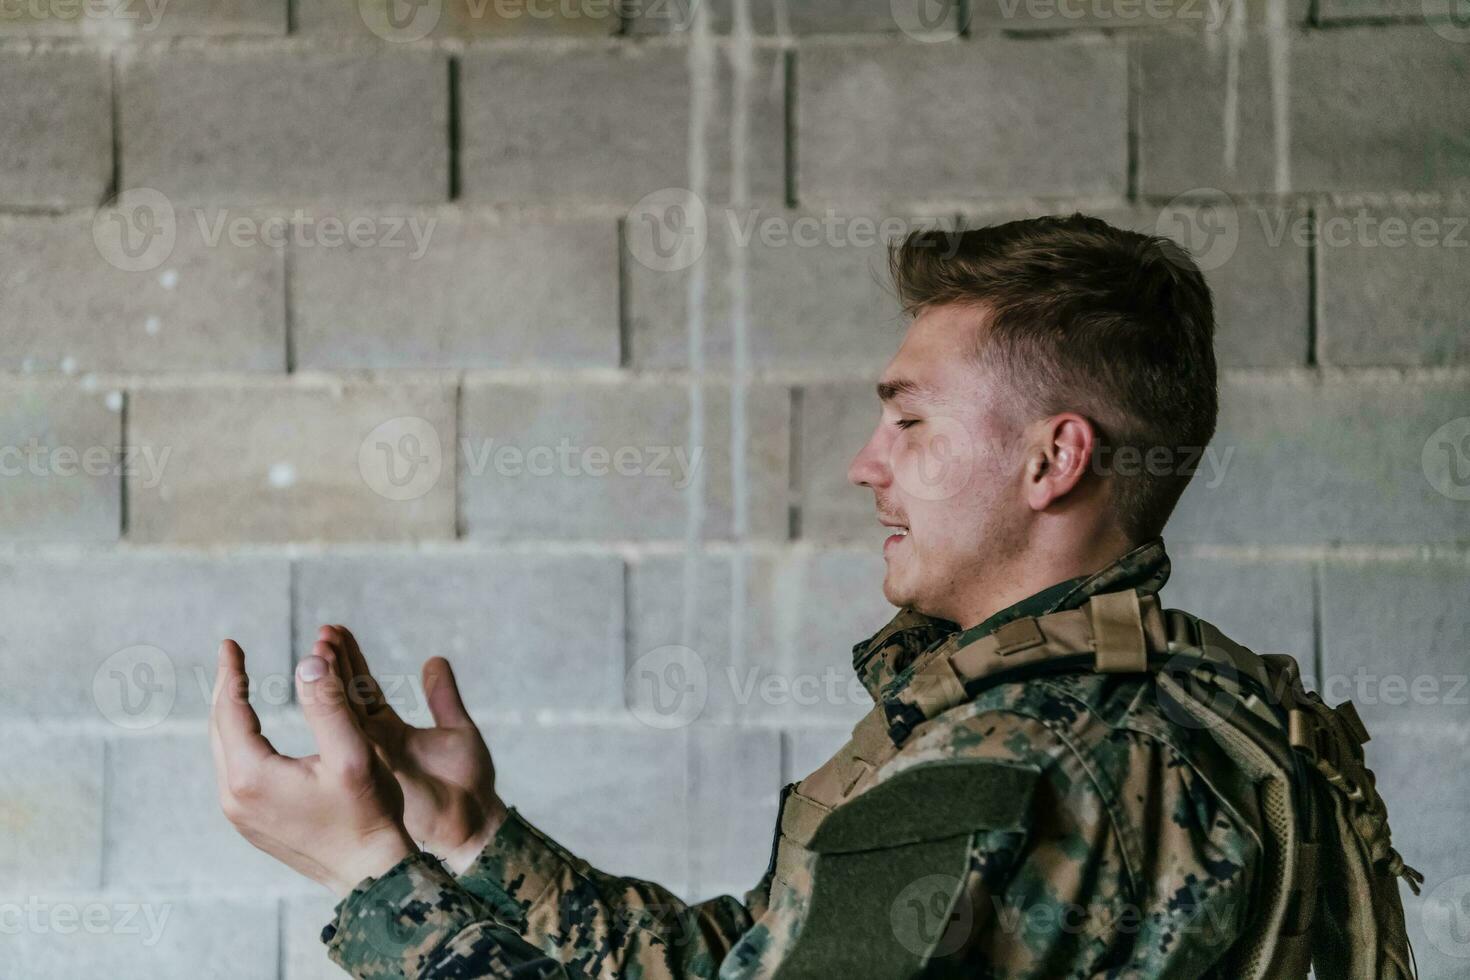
[894,419,920,430]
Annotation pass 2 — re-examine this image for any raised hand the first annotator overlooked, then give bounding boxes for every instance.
[209,639,415,896]
[316,625,508,874]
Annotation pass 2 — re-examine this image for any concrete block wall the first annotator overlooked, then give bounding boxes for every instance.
[0,2,1467,977]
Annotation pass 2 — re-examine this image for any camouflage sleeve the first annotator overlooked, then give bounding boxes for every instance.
[446,807,756,976]
[323,849,593,980]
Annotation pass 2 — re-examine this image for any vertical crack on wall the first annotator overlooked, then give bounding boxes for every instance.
[447,55,462,201]
[617,217,632,368]
[107,51,121,203]
[283,247,295,373]
[1310,561,1324,687]
[1306,204,1319,367]
[783,49,798,209]
[118,390,129,538]
[730,0,755,681]
[287,559,300,704]
[788,387,802,540]
[680,0,716,898]
[454,379,466,537]
[98,738,112,889]
[1125,39,1140,203]
[275,899,287,980]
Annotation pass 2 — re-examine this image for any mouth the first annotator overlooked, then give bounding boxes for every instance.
[880,520,909,553]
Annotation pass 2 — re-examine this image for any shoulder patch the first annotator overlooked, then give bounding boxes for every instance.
[808,760,1039,854]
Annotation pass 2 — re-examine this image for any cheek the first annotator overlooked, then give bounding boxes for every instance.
[889,416,976,503]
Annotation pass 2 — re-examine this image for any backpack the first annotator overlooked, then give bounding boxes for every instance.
[872,589,1425,979]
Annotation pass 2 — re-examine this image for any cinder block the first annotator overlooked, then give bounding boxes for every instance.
[1140,29,1470,195]
[627,0,963,33]
[798,40,1127,202]
[0,383,121,542]
[295,0,616,37]
[295,553,625,724]
[0,0,286,34]
[1319,0,1459,20]
[1317,204,1470,367]
[120,48,448,204]
[1160,557,1315,665]
[1104,203,1310,367]
[786,726,851,782]
[0,49,109,207]
[1164,378,1470,545]
[628,549,889,725]
[105,731,307,888]
[1366,724,1470,980]
[3,893,277,980]
[485,721,694,892]
[1320,562,1470,729]
[687,725,781,899]
[626,207,930,371]
[460,381,790,541]
[292,214,618,370]
[283,894,343,980]
[0,211,285,373]
[969,0,1307,30]
[0,733,104,888]
[1288,29,1470,192]
[1135,31,1284,196]
[127,382,457,543]
[797,382,881,542]
[459,45,785,205]
[0,556,289,723]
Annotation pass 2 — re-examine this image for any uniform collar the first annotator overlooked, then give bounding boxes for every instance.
[850,537,1171,702]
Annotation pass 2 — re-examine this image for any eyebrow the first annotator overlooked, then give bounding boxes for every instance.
[876,378,934,402]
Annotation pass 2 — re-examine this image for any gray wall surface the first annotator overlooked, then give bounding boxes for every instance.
[1,1,1468,976]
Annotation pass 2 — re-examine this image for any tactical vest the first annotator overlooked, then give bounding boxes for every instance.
[768,589,1423,980]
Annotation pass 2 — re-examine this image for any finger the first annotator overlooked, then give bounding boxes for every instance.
[423,657,473,730]
[322,625,397,721]
[212,640,278,773]
[296,654,372,772]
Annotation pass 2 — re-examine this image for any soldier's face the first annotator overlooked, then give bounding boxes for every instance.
[847,304,1027,626]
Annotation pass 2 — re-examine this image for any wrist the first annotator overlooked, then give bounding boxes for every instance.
[334,827,418,898]
[443,797,509,875]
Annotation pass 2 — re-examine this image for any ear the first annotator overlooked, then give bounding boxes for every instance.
[1022,413,1097,511]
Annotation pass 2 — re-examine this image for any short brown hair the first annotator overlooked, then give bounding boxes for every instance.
[889,213,1218,541]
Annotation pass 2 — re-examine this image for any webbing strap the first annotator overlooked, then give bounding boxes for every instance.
[1089,589,1148,673]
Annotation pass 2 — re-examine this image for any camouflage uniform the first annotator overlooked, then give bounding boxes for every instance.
[323,538,1259,979]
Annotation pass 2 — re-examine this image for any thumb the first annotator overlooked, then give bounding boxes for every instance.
[297,655,371,771]
[423,657,473,729]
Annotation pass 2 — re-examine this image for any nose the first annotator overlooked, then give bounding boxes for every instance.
[847,424,891,489]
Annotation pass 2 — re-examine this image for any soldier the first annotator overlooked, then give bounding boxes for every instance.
[212,214,1419,979]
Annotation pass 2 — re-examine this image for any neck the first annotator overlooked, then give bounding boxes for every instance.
[948,522,1135,631]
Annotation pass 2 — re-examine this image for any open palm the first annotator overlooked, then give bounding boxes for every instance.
[317,625,508,874]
